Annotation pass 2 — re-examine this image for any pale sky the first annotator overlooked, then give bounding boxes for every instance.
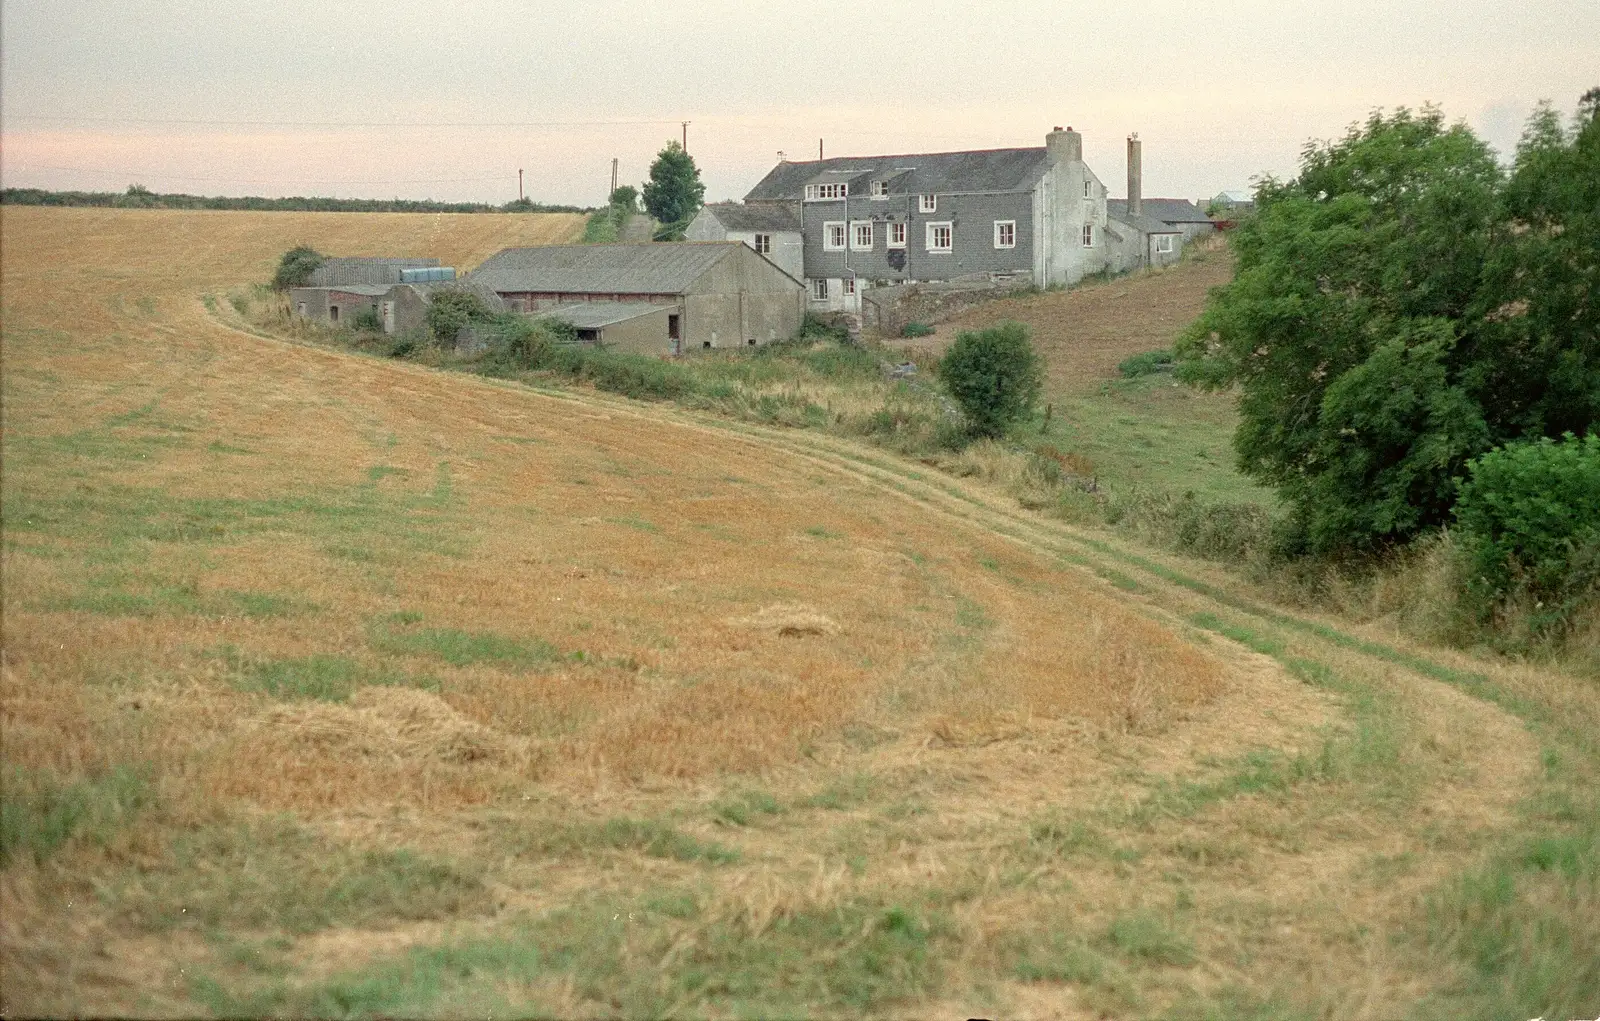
[3,0,1597,206]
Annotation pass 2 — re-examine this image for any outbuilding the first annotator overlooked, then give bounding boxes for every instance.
[685,203,805,281]
[468,242,805,354]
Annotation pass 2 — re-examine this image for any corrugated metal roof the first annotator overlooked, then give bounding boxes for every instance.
[307,257,440,287]
[1108,199,1212,224]
[296,284,393,297]
[469,243,739,295]
[541,301,669,329]
[745,147,1054,201]
[700,202,801,232]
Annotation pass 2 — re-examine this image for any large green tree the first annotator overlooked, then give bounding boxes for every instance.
[641,141,704,240]
[1176,99,1600,554]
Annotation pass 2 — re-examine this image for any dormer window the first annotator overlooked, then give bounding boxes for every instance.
[871,181,889,199]
[805,183,848,200]
[919,194,937,213]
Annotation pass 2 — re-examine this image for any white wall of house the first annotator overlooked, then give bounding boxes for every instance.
[1031,130,1111,288]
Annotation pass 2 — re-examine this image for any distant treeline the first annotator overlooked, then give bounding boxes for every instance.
[0,185,591,215]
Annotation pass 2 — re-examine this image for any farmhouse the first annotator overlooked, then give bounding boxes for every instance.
[684,203,804,281]
[1105,134,1186,273]
[468,242,804,354]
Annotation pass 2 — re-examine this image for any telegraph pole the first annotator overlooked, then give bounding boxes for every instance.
[517,168,524,202]
[681,121,690,153]
[610,158,618,196]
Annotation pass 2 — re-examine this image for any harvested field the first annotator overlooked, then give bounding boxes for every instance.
[3,208,1588,1019]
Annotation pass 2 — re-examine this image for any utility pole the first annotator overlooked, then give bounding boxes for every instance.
[681,121,690,153]
[517,169,523,203]
[819,138,824,160]
[610,158,618,196]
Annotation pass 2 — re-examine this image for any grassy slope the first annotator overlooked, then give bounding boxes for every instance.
[2,209,1594,1018]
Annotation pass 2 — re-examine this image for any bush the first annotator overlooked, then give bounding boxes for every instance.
[939,321,1044,438]
[425,289,489,344]
[351,306,383,333]
[272,246,324,290]
[901,322,934,338]
[608,185,638,210]
[1117,349,1173,378]
[1454,432,1600,632]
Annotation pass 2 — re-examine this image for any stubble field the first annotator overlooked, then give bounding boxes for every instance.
[2,208,1592,1018]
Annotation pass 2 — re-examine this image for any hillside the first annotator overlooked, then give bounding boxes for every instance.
[2,208,1593,1018]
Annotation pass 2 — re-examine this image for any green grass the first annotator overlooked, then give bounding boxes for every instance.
[499,816,740,864]
[0,765,151,865]
[217,649,441,702]
[711,789,783,826]
[197,894,946,1018]
[367,614,563,670]
[1104,910,1196,965]
[109,819,487,935]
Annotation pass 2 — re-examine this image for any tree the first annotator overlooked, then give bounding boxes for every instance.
[1175,101,1600,555]
[608,185,639,211]
[641,142,704,240]
[940,322,1044,438]
[272,246,324,289]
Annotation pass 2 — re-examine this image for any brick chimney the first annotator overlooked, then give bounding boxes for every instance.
[1127,133,1142,217]
[1046,125,1082,164]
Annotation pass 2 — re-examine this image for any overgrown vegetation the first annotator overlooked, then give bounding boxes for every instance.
[270,246,324,290]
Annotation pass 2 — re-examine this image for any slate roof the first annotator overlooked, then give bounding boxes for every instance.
[745,147,1055,201]
[469,243,740,294]
[701,202,801,232]
[1106,208,1182,235]
[1107,199,1211,224]
[541,301,668,329]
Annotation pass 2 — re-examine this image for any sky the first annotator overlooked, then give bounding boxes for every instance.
[2,0,1597,207]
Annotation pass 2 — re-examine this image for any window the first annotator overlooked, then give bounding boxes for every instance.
[926,222,952,253]
[842,276,856,295]
[851,221,873,251]
[887,222,907,248]
[804,182,848,200]
[823,222,846,250]
[1154,234,1174,253]
[329,305,340,322]
[993,220,1016,249]
[871,181,889,199]
[919,194,937,213]
[1083,179,1093,198]
[753,233,771,255]
[1081,223,1094,247]
[668,314,680,339]
[813,278,830,300]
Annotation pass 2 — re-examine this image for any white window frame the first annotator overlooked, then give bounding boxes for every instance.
[887,222,907,248]
[1083,179,1093,198]
[753,233,771,255]
[1081,223,1094,247]
[918,194,937,213]
[851,221,873,251]
[871,181,889,199]
[842,276,856,295]
[812,278,829,300]
[823,221,846,251]
[993,220,1016,249]
[804,182,848,201]
[1154,234,1174,253]
[926,221,953,253]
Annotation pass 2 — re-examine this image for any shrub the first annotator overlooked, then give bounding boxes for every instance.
[608,185,638,210]
[1454,432,1600,632]
[351,306,383,333]
[901,321,934,338]
[425,289,489,344]
[1117,348,1173,378]
[272,246,324,289]
[939,321,1044,438]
